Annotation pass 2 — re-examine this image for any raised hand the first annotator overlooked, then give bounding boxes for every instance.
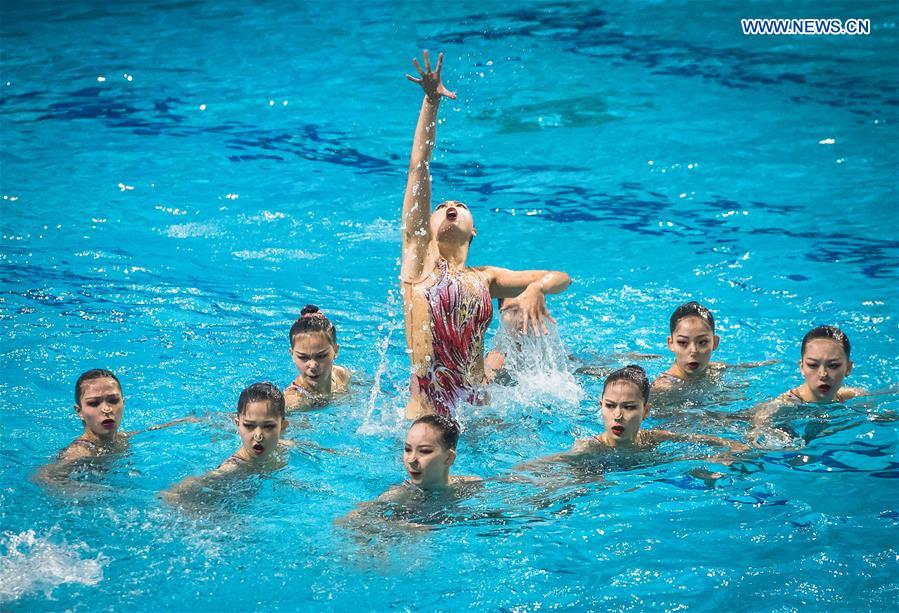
[406,50,457,102]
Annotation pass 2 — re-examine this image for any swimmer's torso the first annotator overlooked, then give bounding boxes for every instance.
[403,258,493,417]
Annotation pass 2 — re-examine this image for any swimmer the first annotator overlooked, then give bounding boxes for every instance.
[284,304,350,410]
[37,369,198,487]
[749,326,868,447]
[163,382,290,506]
[520,365,747,471]
[652,301,772,395]
[337,414,480,530]
[401,50,570,418]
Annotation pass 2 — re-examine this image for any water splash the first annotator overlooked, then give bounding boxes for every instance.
[488,321,585,410]
[0,530,107,603]
[358,288,405,436]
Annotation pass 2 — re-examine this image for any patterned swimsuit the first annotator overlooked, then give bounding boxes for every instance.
[414,259,493,417]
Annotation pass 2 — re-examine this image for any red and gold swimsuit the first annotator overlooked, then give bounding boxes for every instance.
[413,259,493,417]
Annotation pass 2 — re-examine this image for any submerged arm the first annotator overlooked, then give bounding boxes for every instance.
[401,51,456,283]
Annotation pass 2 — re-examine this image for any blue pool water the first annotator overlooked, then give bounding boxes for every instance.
[2,0,898,609]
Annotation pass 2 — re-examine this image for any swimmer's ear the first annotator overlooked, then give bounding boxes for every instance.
[642,403,651,419]
[845,360,853,376]
[73,403,82,416]
[281,419,289,432]
[666,335,674,351]
[712,335,720,350]
[333,344,340,359]
[445,448,456,467]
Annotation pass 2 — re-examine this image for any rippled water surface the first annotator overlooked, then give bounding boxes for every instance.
[2,0,898,610]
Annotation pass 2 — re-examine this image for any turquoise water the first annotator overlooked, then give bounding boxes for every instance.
[2,0,898,609]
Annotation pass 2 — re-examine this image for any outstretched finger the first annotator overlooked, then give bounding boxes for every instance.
[412,58,425,77]
[440,87,458,99]
[406,74,422,84]
[423,49,432,73]
[532,316,543,338]
[436,52,444,74]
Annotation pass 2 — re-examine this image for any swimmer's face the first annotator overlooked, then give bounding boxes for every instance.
[799,338,852,402]
[601,381,649,445]
[667,316,720,378]
[404,423,455,490]
[430,201,475,245]
[235,400,287,461]
[75,377,124,441]
[290,332,338,390]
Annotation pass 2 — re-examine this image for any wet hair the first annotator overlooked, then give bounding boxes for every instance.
[602,365,651,404]
[669,301,715,334]
[411,414,461,450]
[236,382,286,419]
[801,326,851,359]
[289,304,337,346]
[75,369,121,405]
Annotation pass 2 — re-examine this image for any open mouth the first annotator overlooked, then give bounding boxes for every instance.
[687,361,700,370]
[611,425,625,436]
[817,384,832,394]
[101,419,116,429]
[445,207,458,221]
[252,443,265,456]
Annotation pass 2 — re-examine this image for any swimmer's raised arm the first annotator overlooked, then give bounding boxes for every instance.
[478,268,571,336]
[401,50,456,283]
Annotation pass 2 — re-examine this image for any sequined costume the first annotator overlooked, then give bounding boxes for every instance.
[413,259,493,417]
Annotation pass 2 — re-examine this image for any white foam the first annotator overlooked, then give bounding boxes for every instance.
[488,323,585,409]
[0,530,107,603]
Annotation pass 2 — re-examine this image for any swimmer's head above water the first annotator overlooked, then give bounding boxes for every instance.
[430,200,476,249]
[666,301,720,380]
[289,304,340,392]
[599,365,651,447]
[797,325,853,403]
[404,414,460,490]
[235,382,288,461]
[74,368,124,443]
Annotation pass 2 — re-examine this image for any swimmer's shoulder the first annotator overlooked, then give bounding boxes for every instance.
[638,429,670,448]
[333,365,351,390]
[651,370,683,391]
[572,437,605,454]
[836,386,867,401]
[450,475,482,484]
[284,384,315,411]
[58,438,96,462]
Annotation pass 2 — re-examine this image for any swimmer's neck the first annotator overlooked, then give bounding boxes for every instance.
[81,427,119,446]
[667,363,708,381]
[295,372,333,395]
[793,384,840,404]
[436,240,469,269]
[598,430,648,449]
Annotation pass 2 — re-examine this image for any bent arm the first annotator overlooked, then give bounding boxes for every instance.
[482,268,571,299]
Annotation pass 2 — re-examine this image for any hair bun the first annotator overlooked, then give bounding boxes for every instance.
[301,304,320,315]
